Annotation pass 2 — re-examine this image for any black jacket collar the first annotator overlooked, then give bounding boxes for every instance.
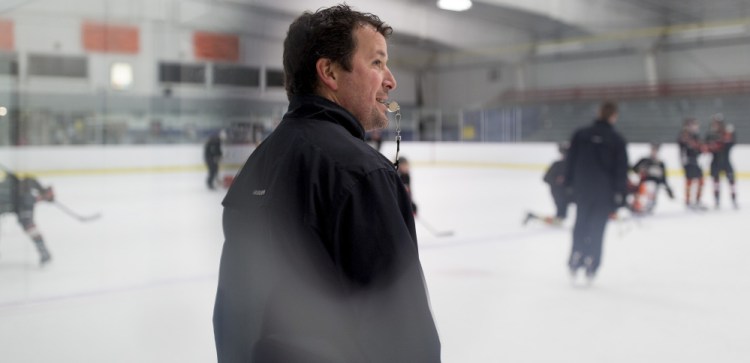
[593,118,612,127]
[287,95,366,140]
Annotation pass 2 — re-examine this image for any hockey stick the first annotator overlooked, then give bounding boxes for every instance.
[613,209,643,238]
[416,217,454,237]
[53,201,102,222]
[0,163,102,222]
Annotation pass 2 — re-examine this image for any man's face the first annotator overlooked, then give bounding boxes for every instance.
[333,26,397,131]
[609,113,618,124]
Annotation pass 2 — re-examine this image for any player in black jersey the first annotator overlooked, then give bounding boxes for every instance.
[0,171,55,265]
[678,118,707,209]
[705,114,738,209]
[203,130,224,190]
[524,143,572,226]
[630,143,674,214]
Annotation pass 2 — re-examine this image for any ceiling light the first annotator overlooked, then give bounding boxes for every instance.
[0,106,7,117]
[437,0,472,12]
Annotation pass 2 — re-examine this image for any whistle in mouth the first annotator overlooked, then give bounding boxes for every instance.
[380,100,400,113]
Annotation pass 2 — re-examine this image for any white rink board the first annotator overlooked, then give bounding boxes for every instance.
[382,142,750,175]
[0,142,748,175]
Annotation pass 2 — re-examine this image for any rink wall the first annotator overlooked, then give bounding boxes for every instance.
[0,144,259,176]
[1,142,749,178]
[382,142,750,178]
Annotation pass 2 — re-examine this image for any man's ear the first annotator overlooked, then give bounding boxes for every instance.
[316,58,339,92]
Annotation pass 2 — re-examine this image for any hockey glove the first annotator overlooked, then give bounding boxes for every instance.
[41,187,55,202]
[614,192,626,208]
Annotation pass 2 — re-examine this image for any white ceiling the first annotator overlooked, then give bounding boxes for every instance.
[4,0,750,69]
[215,0,750,68]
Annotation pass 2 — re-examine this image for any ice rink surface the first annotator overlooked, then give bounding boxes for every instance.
[1,166,748,362]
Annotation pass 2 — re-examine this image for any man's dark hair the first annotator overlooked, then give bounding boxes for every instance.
[599,101,618,120]
[282,4,393,99]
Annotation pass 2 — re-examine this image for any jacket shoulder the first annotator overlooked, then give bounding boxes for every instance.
[613,129,627,145]
[272,116,395,180]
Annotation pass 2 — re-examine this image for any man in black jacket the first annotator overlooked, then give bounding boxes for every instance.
[565,101,628,283]
[213,5,440,363]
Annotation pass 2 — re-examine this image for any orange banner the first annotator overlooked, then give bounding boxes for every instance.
[82,21,139,54]
[0,19,14,50]
[193,31,239,62]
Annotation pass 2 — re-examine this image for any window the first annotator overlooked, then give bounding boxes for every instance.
[213,65,259,87]
[158,62,205,84]
[266,69,284,88]
[28,54,87,78]
[0,53,17,75]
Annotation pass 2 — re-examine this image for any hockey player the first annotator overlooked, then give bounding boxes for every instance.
[630,143,674,214]
[0,171,55,265]
[204,130,225,190]
[704,114,738,209]
[396,157,418,215]
[678,118,707,210]
[524,142,571,226]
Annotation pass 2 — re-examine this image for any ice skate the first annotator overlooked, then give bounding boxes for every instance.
[568,267,579,285]
[579,257,596,286]
[39,249,52,266]
[585,267,596,286]
[568,252,583,284]
[35,241,52,266]
[584,270,596,286]
[688,202,708,211]
[522,212,535,225]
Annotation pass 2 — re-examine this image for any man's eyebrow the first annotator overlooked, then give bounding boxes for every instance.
[375,50,387,58]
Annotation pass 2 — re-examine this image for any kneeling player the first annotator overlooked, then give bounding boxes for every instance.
[524,143,572,226]
[630,143,674,214]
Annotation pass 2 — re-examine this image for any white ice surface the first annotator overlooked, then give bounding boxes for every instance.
[0,167,748,362]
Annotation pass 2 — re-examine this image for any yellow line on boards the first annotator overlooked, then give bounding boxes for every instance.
[4,162,749,180]
[6,165,207,178]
